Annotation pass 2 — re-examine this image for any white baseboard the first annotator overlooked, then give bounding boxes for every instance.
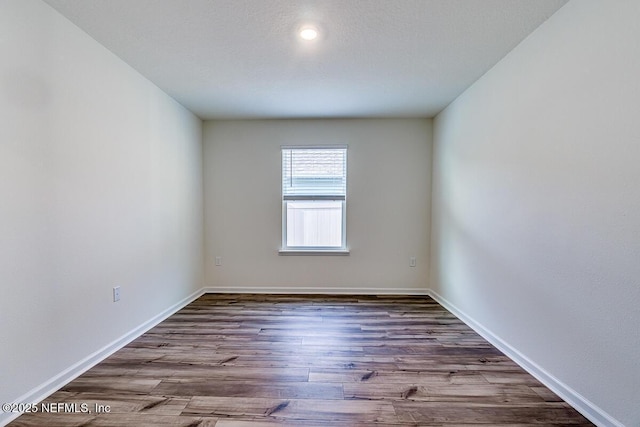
[427,289,623,427]
[1,288,205,427]
[203,286,429,295]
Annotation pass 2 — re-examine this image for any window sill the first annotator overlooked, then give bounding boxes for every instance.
[278,249,350,256]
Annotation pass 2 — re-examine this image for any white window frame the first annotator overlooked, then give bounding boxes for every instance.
[279,145,349,255]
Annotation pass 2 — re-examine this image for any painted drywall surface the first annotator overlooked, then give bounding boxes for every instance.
[204,119,431,292]
[431,1,640,425]
[0,0,203,409]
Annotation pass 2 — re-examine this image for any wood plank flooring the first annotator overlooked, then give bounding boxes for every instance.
[10,294,593,426]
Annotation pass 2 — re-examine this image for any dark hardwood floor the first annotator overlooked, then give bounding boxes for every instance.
[10,294,593,426]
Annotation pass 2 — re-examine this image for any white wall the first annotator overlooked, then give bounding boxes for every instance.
[204,119,431,293]
[0,0,204,419]
[431,1,640,426]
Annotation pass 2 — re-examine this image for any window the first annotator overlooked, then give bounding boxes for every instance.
[280,146,348,253]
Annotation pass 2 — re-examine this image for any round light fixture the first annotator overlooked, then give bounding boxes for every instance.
[299,26,319,41]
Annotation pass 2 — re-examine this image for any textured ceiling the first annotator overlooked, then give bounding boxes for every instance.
[42,0,568,119]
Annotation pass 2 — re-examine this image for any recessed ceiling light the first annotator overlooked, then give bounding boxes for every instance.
[299,26,319,41]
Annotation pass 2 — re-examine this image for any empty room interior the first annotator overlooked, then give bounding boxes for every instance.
[1,0,638,426]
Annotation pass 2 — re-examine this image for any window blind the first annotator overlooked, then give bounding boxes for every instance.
[282,147,347,200]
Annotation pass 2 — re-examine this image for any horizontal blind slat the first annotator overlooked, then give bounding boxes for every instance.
[283,195,346,201]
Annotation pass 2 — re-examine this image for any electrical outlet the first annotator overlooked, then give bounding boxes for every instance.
[410,257,416,267]
[215,256,222,266]
[113,286,121,302]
